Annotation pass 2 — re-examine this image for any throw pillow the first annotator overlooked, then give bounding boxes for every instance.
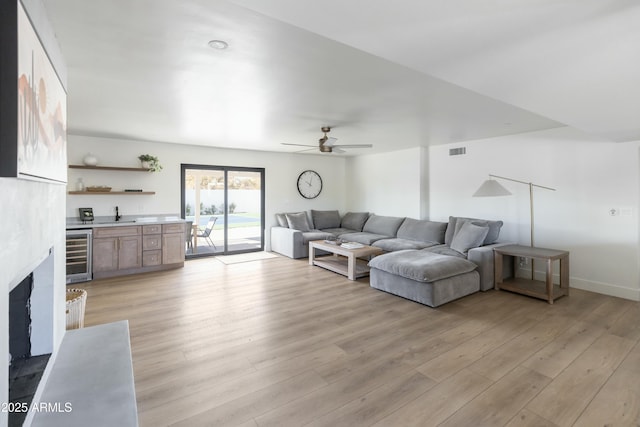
[450,221,489,254]
[311,210,341,229]
[285,212,311,231]
[275,213,289,228]
[445,216,504,246]
[453,218,489,236]
[341,212,369,231]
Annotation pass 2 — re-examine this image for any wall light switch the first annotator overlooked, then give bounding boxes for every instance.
[621,207,633,217]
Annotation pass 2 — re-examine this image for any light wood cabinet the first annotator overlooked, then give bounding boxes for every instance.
[92,237,118,273]
[142,225,162,266]
[92,226,142,277]
[89,222,185,279]
[162,224,185,264]
[142,250,162,266]
[118,236,143,270]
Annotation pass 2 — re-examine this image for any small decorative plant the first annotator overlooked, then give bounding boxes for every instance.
[138,154,162,172]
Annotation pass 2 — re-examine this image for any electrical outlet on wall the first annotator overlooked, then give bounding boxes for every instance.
[519,257,528,267]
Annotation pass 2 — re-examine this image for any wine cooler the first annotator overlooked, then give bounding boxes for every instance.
[66,229,93,284]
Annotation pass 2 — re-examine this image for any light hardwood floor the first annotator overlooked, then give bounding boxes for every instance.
[80,254,640,426]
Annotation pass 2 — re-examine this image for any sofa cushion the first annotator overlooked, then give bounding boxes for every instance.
[424,245,467,259]
[373,238,439,252]
[311,210,341,229]
[368,250,477,283]
[341,212,369,231]
[339,232,390,245]
[444,216,503,246]
[285,212,312,231]
[396,218,447,244]
[450,221,489,254]
[363,214,405,236]
[302,231,334,244]
[319,227,356,237]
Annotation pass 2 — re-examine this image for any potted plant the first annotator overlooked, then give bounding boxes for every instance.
[138,154,162,172]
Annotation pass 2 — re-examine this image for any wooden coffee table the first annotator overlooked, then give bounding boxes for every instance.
[309,240,383,280]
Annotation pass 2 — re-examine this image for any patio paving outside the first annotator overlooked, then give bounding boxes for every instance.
[186,214,262,256]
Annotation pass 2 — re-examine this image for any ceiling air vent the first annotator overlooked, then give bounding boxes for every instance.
[449,147,466,156]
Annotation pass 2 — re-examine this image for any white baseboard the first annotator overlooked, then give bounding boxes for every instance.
[515,268,640,302]
[569,278,640,301]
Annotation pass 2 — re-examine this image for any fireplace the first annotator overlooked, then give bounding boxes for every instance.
[7,249,55,426]
[9,274,33,362]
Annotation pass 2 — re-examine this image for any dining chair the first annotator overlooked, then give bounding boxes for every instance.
[185,220,193,249]
[196,217,217,249]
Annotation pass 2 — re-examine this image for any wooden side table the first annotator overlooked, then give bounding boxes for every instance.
[494,244,569,304]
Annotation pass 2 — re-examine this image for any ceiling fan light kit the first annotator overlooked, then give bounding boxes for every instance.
[282,126,373,154]
[208,39,229,50]
[319,127,334,152]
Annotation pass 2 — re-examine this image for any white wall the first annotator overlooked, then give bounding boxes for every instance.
[345,147,428,218]
[430,126,640,300]
[66,135,347,248]
[67,128,640,302]
[1,1,67,424]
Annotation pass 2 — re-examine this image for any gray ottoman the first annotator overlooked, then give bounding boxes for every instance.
[368,250,480,308]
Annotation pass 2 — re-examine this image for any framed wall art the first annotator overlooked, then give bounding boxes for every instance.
[78,207,94,222]
[0,1,67,183]
[17,1,67,183]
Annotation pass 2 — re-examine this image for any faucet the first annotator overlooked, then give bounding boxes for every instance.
[115,206,121,222]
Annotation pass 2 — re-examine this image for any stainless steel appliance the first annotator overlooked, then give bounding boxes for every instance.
[66,229,92,283]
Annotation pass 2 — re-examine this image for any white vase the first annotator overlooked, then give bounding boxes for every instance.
[83,153,98,166]
[141,160,150,169]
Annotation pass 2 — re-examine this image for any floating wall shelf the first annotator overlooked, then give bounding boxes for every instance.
[68,164,155,195]
[68,165,150,172]
[68,191,156,195]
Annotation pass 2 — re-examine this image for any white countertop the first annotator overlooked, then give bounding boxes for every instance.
[66,215,185,229]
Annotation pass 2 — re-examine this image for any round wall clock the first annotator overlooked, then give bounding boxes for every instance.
[297,170,323,199]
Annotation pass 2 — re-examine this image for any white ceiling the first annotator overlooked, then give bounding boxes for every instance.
[44,0,638,156]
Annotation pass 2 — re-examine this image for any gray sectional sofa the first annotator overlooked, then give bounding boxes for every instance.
[270,210,508,307]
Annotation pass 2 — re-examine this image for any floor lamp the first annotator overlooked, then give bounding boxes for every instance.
[473,174,556,279]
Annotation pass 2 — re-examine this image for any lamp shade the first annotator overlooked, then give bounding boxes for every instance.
[473,179,512,197]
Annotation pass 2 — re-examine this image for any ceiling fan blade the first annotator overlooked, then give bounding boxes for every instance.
[323,137,338,147]
[333,144,373,148]
[282,143,316,147]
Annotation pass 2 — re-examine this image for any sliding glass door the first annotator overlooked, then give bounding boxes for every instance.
[181,164,264,258]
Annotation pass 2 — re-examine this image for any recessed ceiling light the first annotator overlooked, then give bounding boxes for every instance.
[208,40,228,50]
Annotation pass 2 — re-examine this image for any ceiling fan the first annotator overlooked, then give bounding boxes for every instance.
[282,127,373,153]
